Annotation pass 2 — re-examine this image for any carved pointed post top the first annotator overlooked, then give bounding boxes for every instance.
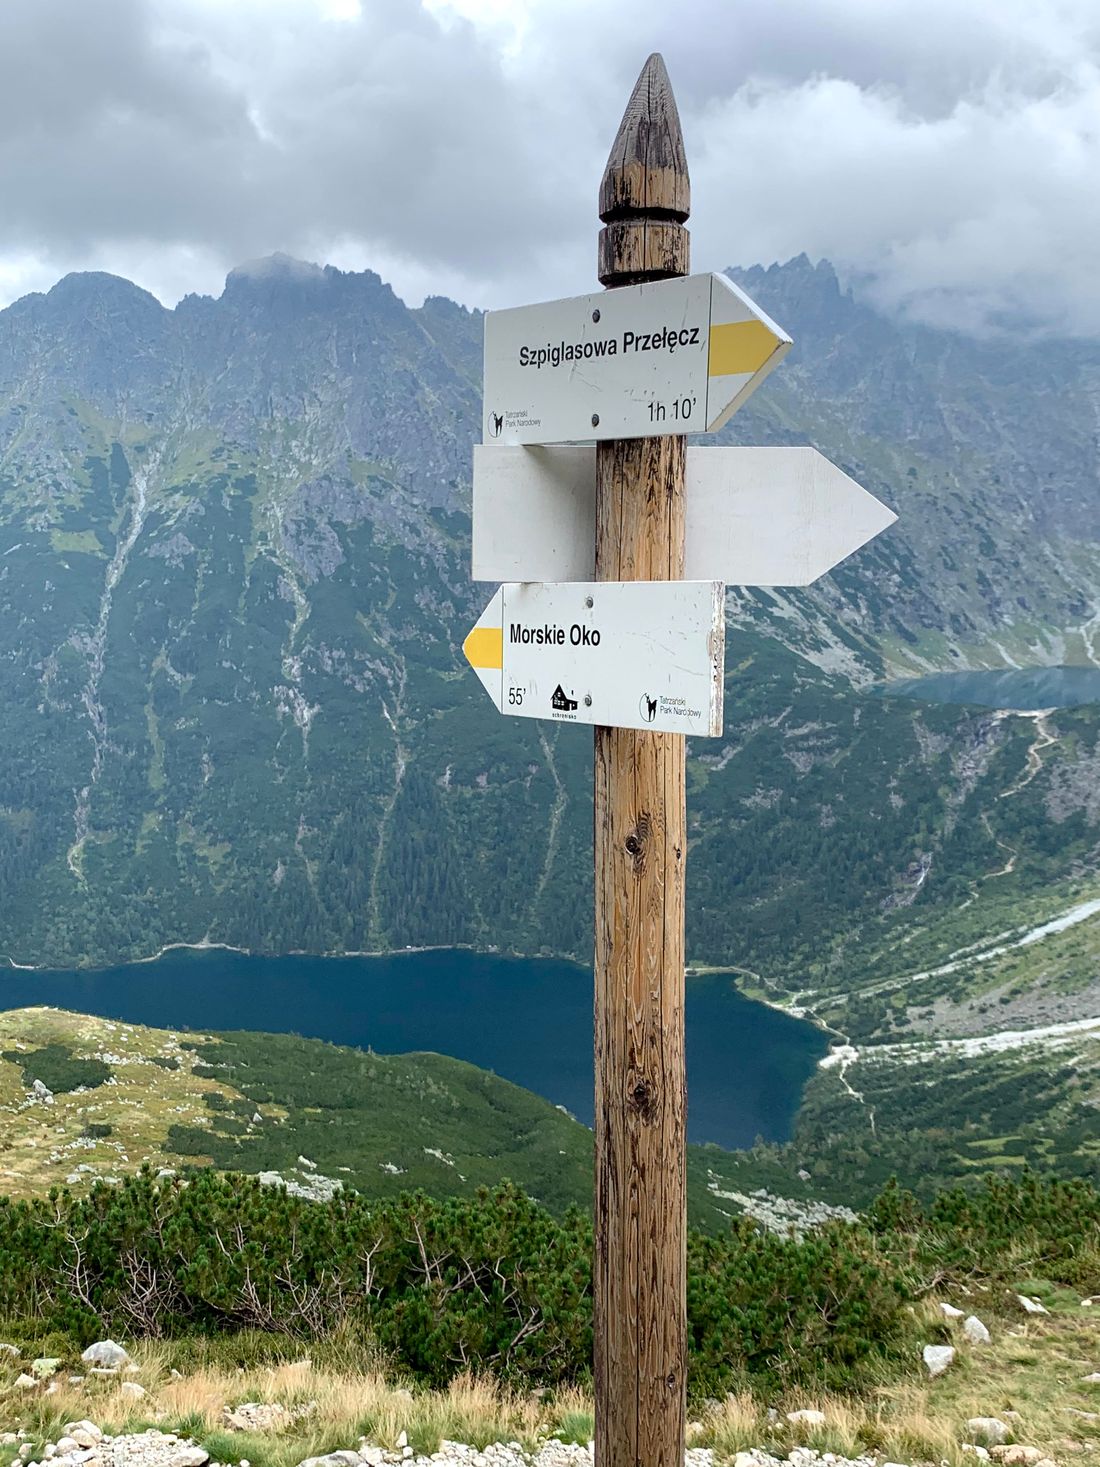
[598,53,691,286]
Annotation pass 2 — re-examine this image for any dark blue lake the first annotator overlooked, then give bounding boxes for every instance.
[883,665,1100,709]
[0,948,826,1150]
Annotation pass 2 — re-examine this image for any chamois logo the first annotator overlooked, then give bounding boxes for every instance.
[640,694,658,723]
[487,411,504,439]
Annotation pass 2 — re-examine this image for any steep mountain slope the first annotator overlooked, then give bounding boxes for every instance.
[0,253,1097,1003]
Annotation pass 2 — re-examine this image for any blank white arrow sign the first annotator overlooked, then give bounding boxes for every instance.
[472,445,897,586]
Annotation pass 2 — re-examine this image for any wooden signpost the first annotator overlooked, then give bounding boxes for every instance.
[462,49,896,1467]
[592,55,690,1467]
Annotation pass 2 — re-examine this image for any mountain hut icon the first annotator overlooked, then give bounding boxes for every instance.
[551,684,578,712]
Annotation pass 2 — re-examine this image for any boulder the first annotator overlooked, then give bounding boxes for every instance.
[119,1381,147,1401]
[923,1344,956,1377]
[0,1344,19,1358]
[967,1419,1010,1445]
[81,1341,129,1368]
[14,1374,36,1389]
[941,1303,964,1319]
[168,1450,210,1467]
[1015,1294,1049,1316]
[62,1424,103,1449]
[991,1448,1044,1465]
[964,1315,992,1345]
[56,1441,81,1455]
[786,1411,826,1427]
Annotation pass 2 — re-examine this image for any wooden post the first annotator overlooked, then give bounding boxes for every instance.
[593,54,690,1467]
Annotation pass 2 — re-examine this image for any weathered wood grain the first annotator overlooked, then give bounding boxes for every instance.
[593,51,689,1467]
[598,53,690,287]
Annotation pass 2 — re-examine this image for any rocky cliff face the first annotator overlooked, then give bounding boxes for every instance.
[0,253,1098,990]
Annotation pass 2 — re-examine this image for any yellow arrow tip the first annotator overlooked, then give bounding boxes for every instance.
[463,625,503,670]
[708,319,782,378]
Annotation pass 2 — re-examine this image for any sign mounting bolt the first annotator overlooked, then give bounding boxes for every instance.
[591,413,600,428]
[584,694,592,707]
[592,308,601,323]
[585,596,594,608]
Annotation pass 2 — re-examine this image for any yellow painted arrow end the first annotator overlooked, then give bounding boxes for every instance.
[463,625,503,670]
[708,319,783,378]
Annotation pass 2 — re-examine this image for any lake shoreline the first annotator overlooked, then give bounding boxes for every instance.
[0,946,828,1151]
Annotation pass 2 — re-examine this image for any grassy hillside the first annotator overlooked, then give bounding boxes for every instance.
[0,1006,793,1231]
[0,1007,590,1213]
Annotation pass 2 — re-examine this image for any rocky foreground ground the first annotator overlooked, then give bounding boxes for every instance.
[0,1423,1072,1467]
[3,1314,1096,1467]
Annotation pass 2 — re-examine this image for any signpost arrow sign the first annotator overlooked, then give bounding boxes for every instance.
[463,579,725,736]
[483,272,791,445]
[471,445,897,586]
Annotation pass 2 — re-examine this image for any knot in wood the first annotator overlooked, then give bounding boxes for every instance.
[627,1076,657,1121]
[623,812,651,872]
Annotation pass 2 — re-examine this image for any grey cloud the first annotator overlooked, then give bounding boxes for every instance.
[0,0,1097,335]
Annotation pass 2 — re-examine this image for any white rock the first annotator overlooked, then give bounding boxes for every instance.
[169,1450,210,1467]
[991,1447,1044,1465]
[56,1441,80,1455]
[923,1343,956,1377]
[786,1411,826,1426]
[964,1315,992,1345]
[44,1448,57,1460]
[962,1449,992,1462]
[1081,1371,1100,1383]
[0,1343,20,1358]
[1015,1294,1049,1315]
[967,1418,1010,1444]
[941,1302,964,1319]
[81,1341,130,1367]
[62,1424,103,1449]
[120,1381,147,1400]
[360,1449,387,1466]
[396,1434,408,1451]
[15,1374,37,1389]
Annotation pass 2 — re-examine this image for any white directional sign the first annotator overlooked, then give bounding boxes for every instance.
[483,273,790,445]
[472,445,897,585]
[463,580,724,736]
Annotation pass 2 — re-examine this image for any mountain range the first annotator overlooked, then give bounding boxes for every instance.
[0,251,1097,1013]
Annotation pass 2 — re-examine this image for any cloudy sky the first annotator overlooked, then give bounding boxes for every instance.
[1,0,1097,334]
